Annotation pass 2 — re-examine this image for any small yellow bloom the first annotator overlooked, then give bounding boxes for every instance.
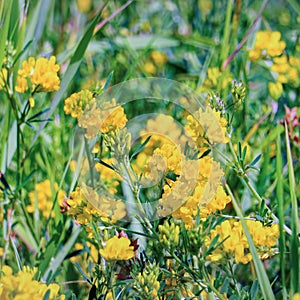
[0,265,65,299]
[64,89,94,119]
[249,30,286,60]
[29,97,35,108]
[100,236,135,260]
[0,68,7,90]
[76,0,92,13]
[15,56,60,93]
[293,293,300,300]
[268,81,283,100]
[144,62,156,74]
[150,50,168,66]
[27,179,65,218]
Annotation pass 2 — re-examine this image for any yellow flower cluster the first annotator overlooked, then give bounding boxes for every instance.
[271,55,300,87]
[132,262,160,300]
[64,89,94,119]
[202,67,233,90]
[100,236,135,260]
[163,157,230,228]
[158,220,180,250]
[140,114,186,151]
[15,56,60,93]
[95,159,121,194]
[134,114,187,176]
[144,50,168,74]
[268,81,283,101]
[27,180,65,218]
[78,99,127,139]
[205,219,279,264]
[185,106,229,148]
[248,31,286,60]
[0,265,65,300]
[146,142,181,180]
[61,185,126,225]
[70,242,98,266]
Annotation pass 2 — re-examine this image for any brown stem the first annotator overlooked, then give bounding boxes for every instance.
[222,0,270,71]
[94,0,133,34]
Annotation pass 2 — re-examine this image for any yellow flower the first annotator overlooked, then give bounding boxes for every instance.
[158,220,180,249]
[201,67,233,90]
[0,265,65,300]
[27,180,65,218]
[105,291,114,300]
[150,50,168,66]
[268,81,283,100]
[29,97,35,108]
[205,219,279,264]
[76,0,92,13]
[64,185,126,225]
[248,31,286,60]
[132,262,160,300]
[15,56,60,93]
[78,98,128,139]
[293,293,300,300]
[0,68,7,90]
[100,236,135,260]
[95,158,121,194]
[144,61,156,74]
[186,107,229,147]
[64,89,94,119]
[271,55,300,87]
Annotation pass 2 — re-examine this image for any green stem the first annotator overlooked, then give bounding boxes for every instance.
[227,140,293,236]
[220,0,233,65]
[119,155,153,230]
[171,251,226,300]
[276,132,287,300]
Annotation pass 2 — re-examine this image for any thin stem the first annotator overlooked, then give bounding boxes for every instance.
[170,251,226,300]
[227,140,294,236]
[94,0,133,33]
[220,0,233,65]
[222,0,270,70]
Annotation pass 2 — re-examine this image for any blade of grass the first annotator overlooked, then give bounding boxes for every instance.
[0,0,13,70]
[222,0,270,70]
[23,0,51,53]
[285,123,299,295]
[42,223,81,283]
[220,0,233,65]
[10,236,22,270]
[224,181,276,300]
[286,0,300,14]
[30,0,132,149]
[30,6,104,148]
[276,131,287,299]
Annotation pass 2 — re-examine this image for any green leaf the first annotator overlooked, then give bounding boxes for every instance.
[250,280,259,300]
[42,224,81,283]
[42,290,51,300]
[30,7,103,148]
[276,130,287,300]
[204,234,220,256]
[0,1,13,70]
[74,262,91,283]
[225,183,276,300]
[103,71,114,91]
[130,135,152,160]
[10,235,22,270]
[285,123,299,295]
[220,278,230,294]
[250,154,261,167]
[23,0,51,53]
